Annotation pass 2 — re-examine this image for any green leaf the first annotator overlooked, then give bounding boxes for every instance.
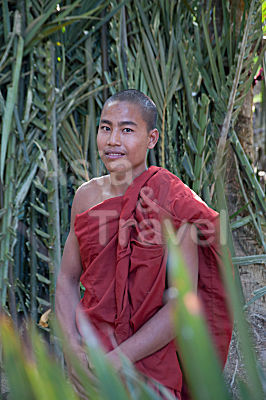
[24,0,62,47]
[245,286,266,308]
[1,36,24,181]
[36,273,51,285]
[182,152,195,180]
[232,255,266,266]
[201,13,221,92]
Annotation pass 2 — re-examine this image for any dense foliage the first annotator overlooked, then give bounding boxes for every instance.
[0,1,265,399]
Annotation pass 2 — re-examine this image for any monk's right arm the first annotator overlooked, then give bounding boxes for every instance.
[55,230,82,351]
[55,189,97,398]
[55,189,86,360]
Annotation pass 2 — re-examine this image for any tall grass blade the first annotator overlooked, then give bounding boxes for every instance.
[0,35,24,181]
[165,221,231,400]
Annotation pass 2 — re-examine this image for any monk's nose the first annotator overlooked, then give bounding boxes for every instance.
[107,128,121,146]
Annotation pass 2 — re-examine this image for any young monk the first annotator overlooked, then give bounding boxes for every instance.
[55,89,232,399]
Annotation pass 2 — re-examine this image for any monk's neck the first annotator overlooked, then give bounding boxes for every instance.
[109,166,147,196]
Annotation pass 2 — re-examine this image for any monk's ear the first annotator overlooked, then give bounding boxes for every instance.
[147,129,159,149]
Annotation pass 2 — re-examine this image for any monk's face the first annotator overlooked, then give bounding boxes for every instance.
[97,101,158,177]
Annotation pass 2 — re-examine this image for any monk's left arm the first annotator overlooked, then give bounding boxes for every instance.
[106,222,199,369]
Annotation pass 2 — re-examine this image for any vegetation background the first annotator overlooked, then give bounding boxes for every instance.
[0,0,265,399]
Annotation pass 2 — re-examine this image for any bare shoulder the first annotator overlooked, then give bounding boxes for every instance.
[72,175,109,216]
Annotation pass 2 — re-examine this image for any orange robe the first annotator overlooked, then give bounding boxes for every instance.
[74,166,232,398]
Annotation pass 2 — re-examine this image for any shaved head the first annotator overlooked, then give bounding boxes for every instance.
[103,89,158,131]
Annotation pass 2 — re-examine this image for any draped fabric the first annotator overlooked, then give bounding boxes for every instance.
[74,166,232,397]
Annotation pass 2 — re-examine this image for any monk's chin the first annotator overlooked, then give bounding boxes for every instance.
[107,166,134,185]
[105,158,132,172]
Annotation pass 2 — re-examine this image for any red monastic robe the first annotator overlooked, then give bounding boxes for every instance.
[74,166,232,398]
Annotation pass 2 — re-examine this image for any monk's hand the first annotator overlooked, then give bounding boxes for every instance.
[105,349,123,372]
[65,340,97,399]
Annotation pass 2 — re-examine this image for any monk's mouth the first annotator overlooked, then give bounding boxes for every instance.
[104,152,126,159]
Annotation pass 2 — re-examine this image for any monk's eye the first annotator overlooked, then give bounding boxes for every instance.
[123,128,133,133]
[101,126,111,132]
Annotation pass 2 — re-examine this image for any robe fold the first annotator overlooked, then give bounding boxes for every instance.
[74,166,232,397]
